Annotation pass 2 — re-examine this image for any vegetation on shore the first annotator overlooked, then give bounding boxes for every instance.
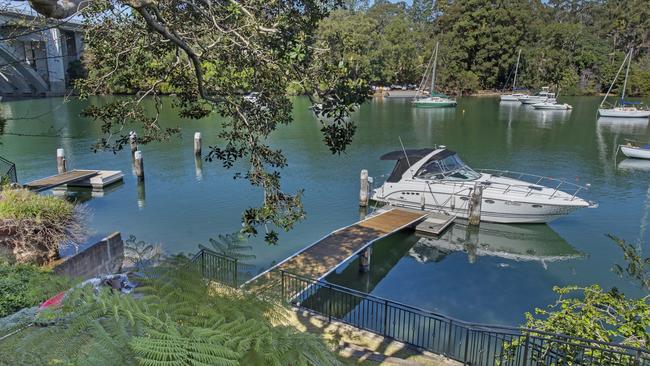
[0,257,341,366]
[0,259,70,318]
[319,0,650,96]
[0,188,87,264]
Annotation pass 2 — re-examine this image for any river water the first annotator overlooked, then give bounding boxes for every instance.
[1,95,648,326]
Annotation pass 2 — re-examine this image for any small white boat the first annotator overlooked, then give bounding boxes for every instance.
[532,98,572,110]
[620,144,650,159]
[501,49,528,102]
[371,147,595,224]
[598,48,650,119]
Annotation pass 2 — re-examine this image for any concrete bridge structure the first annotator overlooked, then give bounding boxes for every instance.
[0,8,83,96]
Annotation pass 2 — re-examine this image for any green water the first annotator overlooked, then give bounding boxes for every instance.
[1,96,649,325]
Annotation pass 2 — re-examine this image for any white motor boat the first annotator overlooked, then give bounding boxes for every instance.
[619,144,650,159]
[598,48,650,119]
[370,147,596,223]
[532,98,572,110]
[519,88,554,105]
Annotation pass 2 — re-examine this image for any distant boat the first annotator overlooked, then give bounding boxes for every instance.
[519,87,554,104]
[532,89,572,110]
[619,142,650,160]
[500,49,528,102]
[598,48,650,118]
[413,42,457,108]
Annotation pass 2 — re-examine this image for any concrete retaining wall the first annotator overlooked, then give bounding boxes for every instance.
[54,232,124,279]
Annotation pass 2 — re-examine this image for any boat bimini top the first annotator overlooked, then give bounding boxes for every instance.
[381,148,480,183]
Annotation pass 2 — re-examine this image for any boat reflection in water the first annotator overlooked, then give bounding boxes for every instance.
[597,117,649,134]
[523,108,571,128]
[618,158,650,171]
[409,221,582,269]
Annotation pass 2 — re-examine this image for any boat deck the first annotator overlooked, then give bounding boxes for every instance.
[277,208,428,280]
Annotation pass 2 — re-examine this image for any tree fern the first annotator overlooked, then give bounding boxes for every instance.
[0,257,340,366]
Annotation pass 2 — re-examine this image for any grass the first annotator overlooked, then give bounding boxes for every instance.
[0,189,74,222]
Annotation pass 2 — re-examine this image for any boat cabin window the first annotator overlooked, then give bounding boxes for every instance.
[415,153,480,181]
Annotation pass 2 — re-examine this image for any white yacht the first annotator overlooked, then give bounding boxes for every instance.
[370,147,596,223]
[532,97,572,110]
[598,48,650,118]
[412,42,457,108]
[619,143,650,160]
[519,87,554,104]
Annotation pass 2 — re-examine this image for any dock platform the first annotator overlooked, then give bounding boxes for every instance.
[415,212,456,236]
[278,208,427,279]
[24,170,123,192]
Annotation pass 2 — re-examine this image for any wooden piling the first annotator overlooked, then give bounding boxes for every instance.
[134,150,144,181]
[136,181,146,209]
[359,247,371,273]
[129,131,138,156]
[468,183,483,226]
[193,132,202,156]
[56,148,66,174]
[359,169,369,207]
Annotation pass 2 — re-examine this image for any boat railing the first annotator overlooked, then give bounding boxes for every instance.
[476,169,589,200]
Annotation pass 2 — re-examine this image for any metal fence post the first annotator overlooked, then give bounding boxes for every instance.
[522,334,530,365]
[201,250,205,278]
[463,328,470,364]
[328,284,333,322]
[233,259,238,287]
[383,300,389,336]
[447,320,453,356]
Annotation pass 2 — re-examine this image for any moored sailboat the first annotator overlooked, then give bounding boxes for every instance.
[598,48,650,118]
[413,42,457,108]
[500,49,528,102]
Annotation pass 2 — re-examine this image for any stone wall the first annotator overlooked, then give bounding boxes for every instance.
[54,232,124,279]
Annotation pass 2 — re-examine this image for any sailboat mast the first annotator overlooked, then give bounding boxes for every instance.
[431,42,439,94]
[513,49,521,90]
[621,48,633,102]
[600,50,629,108]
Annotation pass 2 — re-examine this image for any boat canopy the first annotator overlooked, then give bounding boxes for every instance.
[414,150,481,181]
[621,99,642,105]
[380,148,435,161]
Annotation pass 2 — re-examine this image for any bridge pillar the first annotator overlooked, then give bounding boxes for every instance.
[45,28,66,95]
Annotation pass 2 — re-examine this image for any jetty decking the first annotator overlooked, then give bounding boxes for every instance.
[276,208,428,280]
[25,170,99,191]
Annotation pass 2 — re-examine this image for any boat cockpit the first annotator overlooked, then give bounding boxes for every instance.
[414,151,481,181]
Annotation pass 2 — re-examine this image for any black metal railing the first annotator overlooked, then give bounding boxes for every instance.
[192,248,239,287]
[280,270,650,366]
[0,156,16,184]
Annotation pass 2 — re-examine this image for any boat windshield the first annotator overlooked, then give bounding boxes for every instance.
[415,153,481,181]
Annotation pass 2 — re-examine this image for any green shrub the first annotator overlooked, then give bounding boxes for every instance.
[0,189,74,223]
[0,259,71,318]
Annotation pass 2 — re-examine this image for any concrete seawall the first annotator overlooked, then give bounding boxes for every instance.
[54,232,124,279]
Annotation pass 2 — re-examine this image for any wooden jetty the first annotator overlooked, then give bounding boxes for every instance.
[246,208,428,292]
[24,170,123,192]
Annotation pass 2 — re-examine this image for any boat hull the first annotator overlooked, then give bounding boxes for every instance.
[520,97,546,105]
[620,145,650,159]
[413,101,457,108]
[532,103,572,110]
[500,94,526,102]
[598,109,650,118]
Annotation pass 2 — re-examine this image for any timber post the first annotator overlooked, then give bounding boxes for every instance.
[193,132,202,156]
[134,150,145,182]
[359,169,369,207]
[129,131,138,156]
[56,148,66,174]
[468,183,483,226]
[359,247,371,273]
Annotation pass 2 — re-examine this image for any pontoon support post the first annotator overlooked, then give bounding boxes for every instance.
[359,169,369,207]
[56,148,66,174]
[359,247,371,273]
[468,184,483,226]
